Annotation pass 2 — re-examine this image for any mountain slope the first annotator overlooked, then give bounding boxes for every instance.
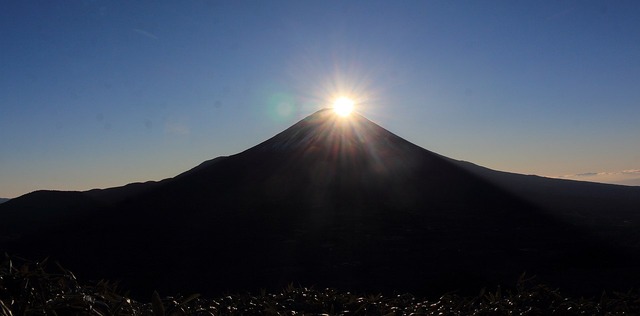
[1,109,639,298]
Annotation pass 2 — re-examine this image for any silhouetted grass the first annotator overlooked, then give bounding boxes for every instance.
[2,255,640,315]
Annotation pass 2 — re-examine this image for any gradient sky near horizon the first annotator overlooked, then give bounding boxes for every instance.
[2,1,640,198]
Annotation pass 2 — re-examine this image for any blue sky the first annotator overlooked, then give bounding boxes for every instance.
[2,1,639,197]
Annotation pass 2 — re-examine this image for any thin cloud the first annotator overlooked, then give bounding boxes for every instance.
[133,28,159,40]
[546,7,576,21]
[555,169,640,186]
[574,172,598,177]
[164,120,190,136]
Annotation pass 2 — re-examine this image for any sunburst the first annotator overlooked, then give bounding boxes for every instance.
[333,97,354,117]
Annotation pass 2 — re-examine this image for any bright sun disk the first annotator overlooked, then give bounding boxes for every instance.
[333,97,354,117]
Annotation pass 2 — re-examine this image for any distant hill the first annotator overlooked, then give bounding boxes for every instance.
[0,198,9,204]
[2,109,640,299]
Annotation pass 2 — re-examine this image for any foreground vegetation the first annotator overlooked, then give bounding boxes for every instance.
[2,255,640,315]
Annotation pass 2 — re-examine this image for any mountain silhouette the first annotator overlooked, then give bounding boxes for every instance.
[2,109,640,298]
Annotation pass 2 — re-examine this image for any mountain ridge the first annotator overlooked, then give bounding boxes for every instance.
[1,109,640,298]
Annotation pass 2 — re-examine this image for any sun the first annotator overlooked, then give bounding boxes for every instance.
[333,97,354,117]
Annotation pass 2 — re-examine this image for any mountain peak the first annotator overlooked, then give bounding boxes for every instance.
[250,108,411,155]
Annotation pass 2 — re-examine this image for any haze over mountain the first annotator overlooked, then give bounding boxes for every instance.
[1,109,640,298]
